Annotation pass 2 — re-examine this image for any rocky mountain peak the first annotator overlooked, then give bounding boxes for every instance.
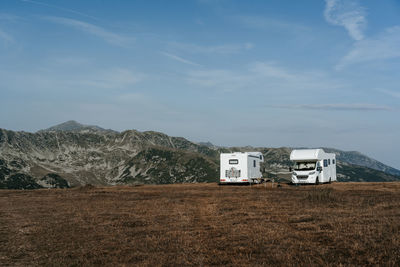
[39,120,117,134]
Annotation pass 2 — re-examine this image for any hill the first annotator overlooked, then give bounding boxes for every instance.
[323,148,400,176]
[1,121,399,189]
[39,120,117,134]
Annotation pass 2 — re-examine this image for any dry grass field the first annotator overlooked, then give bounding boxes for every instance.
[1,182,400,266]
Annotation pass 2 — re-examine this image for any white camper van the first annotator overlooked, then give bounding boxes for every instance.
[290,149,336,184]
[220,152,264,184]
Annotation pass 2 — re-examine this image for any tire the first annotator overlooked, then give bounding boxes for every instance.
[315,177,319,185]
[329,177,331,184]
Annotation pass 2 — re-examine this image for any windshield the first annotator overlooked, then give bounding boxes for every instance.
[294,161,316,171]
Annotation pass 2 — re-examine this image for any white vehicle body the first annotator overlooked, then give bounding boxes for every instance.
[220,152,263,184]
[290,149,336,184]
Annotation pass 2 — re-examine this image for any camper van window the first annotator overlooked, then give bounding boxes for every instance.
[259,155,262,160]
[324,160,328,167]
[328,159,331,165]
[333,159,335,164]
[229,159,238,165]
[294,162,316,171]
[253,160,256,167]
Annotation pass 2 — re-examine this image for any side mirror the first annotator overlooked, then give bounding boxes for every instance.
[317,166,322,172]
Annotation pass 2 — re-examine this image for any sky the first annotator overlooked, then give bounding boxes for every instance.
[0,0,400,169]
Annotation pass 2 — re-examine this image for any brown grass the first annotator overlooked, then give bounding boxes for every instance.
[1,182,400,266]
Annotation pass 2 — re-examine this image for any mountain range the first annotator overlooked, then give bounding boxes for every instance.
[1,120,399,189]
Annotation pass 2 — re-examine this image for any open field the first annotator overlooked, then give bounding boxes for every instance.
[1,182,400,266]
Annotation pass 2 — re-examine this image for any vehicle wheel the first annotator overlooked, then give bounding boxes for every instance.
[329,177,331,184]
[315,177,319,185]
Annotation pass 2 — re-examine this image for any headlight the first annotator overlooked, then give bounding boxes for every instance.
[293,172,297,176]
[309,171,315,175]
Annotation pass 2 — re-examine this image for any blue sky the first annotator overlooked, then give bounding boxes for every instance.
[1,0,400,168]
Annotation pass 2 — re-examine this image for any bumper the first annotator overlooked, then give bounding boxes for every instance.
[220,178,249,183]
[220,178,262,183]
[292,176,315,184]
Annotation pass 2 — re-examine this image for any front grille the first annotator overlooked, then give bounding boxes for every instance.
[297,175,308,179]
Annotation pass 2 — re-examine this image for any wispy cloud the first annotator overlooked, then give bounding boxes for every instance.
[0,65,144,92]
[272,103,392,111]
[236,15,310,33]
[0,28,14,43]
[43,16,133,47]
[168,42,253,54]
[337,26,400,69]
[79,68,144,89]
[324,0,367,41]
[197,0,228,5]
[249,62,299,80]
[186,61,341,92]
[21,0,97,20]
[0,13,22,22]
[378,89,400,99]
[186,69,249,91]
[47,56,91,66]
[160,51,202,67]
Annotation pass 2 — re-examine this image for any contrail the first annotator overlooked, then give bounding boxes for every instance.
[20,0,98,20]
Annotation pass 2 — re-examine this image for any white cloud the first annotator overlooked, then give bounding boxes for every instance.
[160,51,202,66]
[324,0,366,41]
[272,103,393,111]
[249,62,299,80]
[337,26,400,69]
[168,42,253,54]
[43,16,133,47]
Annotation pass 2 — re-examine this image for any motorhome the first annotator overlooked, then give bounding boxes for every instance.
[290,149,336,184]
[219,152,264,184]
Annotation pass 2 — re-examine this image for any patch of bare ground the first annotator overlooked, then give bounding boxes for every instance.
[1,182,400,266]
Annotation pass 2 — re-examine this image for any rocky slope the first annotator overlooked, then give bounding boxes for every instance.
[323,148,400,176]
[0,127,218,189]
[1,121,399,189]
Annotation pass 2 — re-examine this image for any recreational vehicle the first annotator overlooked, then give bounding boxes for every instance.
[219,152,264,184]
[290,149,336,184]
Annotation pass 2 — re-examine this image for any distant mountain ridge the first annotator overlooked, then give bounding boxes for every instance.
[39,120,117,134]
[1,121,399,189]
[323,148,400,177]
